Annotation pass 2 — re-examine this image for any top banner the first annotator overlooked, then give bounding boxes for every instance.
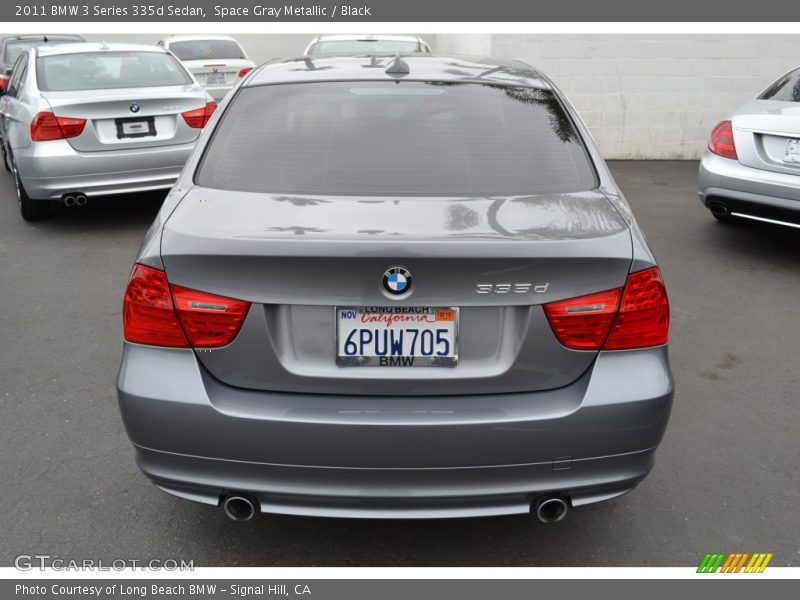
[5,0,800,22]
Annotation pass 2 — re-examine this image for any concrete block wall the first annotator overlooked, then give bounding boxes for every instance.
[451,34,800,159]
[81,32,800,159]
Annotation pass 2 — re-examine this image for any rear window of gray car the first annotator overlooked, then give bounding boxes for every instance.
[36,51,191,91]
[168,40,245,61]
[197,81,596,196]
[759,68,800,102]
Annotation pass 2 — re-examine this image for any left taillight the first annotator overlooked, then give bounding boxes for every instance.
[182,101,217,128]
[708,120,737,160]
[123,264,250,348]
[170,285,250,348]
[30,112,86,142]
[123,265,187,347]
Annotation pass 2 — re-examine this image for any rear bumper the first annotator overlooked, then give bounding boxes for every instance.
[698,151,800,225]
[117,344,674,519]
[15,139,195,200]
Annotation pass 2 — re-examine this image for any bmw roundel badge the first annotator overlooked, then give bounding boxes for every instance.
[129,103,140,113]
[382,266,412,296]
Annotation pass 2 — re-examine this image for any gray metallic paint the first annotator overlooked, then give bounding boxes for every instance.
[118,344,671,518]
[118,54,673,518]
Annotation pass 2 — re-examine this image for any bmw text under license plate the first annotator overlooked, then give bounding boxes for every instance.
[336,307,458,367]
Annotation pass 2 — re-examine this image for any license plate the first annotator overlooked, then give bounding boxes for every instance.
[784,139,800,163]
[115,117,155,139]
[206,72,226,85]
[336,307,458,367]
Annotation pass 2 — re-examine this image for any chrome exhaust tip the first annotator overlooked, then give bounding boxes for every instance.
[74,194,88,207]
[62,194,76,207]
[222,495,257,521]
[534,496,569,523]
[708,202,729,217]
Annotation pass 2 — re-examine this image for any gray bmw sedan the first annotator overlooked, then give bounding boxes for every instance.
[117,55,673,522]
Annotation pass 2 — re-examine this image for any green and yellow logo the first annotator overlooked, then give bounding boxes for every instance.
[697,552,773,573]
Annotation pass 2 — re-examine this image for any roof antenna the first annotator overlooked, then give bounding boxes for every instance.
[43,35,48,43]
[100,40,110,50]
[385,51,409,75]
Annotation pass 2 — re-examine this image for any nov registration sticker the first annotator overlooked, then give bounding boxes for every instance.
[336,306,458,367]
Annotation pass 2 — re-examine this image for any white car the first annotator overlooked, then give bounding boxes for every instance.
[157,35,255,101]
[304,34,433,55]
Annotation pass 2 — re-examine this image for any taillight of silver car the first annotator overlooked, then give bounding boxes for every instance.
[123,264,250,348]
[707,120,738,160]
[181,101,217,129]
[543,267,669,351]
[30,112,86,141]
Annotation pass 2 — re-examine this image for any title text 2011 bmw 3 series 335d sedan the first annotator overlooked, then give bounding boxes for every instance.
[117,55,673,522]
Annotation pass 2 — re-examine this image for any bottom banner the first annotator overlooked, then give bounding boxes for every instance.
[2,579,794,600]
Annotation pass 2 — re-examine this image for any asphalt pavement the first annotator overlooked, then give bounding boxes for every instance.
[1,161,798,567]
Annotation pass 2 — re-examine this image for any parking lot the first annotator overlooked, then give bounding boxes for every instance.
[1,160,798,567]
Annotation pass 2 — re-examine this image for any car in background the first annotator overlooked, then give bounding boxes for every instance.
[158,35,255,101]
[699,66,800,229]
[1,35,85,94]
[304,34,432,55]
[0,42,215,220]
[118,54,672,523]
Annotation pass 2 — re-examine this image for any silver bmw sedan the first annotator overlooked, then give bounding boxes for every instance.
[699,66,800,229]
[0,42,215,220]
[117,54,673,522]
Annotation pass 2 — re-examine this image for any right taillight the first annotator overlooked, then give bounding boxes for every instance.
[708,120,737,160]
[123,264,250,348]
[542,288,622,351]
[30,112,86,142]
[182,101,217,128]
[544,267,669,351]
[604,267,669,350]
[0,75,9,93]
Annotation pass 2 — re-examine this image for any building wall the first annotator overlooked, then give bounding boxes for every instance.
[82,33,800,159]
[440,34,800,159]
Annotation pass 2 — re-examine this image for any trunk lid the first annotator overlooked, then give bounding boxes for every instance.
[160,188,633,396]
[43,85,206,151]
[733,99,800,176]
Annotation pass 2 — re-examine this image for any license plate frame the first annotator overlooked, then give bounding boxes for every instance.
[335,306,459,367]
[115,117,156,139]
[784,138,800,164]
[206,72,226,85]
